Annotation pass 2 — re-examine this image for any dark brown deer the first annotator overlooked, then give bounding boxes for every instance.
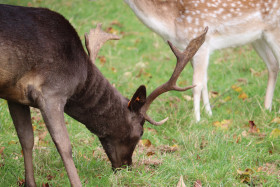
[0,4,207,187]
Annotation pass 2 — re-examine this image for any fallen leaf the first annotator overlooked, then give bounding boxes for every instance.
[124,72,132,78]
[257,163,280,176]
[237,168,254,184]
[97,56,106,66]
[42,183,50,187]
[60,172,65,178]
[270,128,280,138]
[8,140,17,145]
[0,147,4,156]
[250,68,267,77]
[159,144,178,153]
[200,138,208,150]
[106,27,118,35]
[183,95,192,101]
[238,92,248,100]
[233,134,241,143]
[140,139,152,147]
[209,91,219,98]
[142,159,162,166]
[110,20,123,27]
[146,151,155,156]
[220,96,231,103]
[231,85,243,92]
[38,130,48,140]
[46,175,55,181]
[146,127,157,134]
[111,67,117,73]
[237,78,248,83]
[177,176,186,187]
[241,130,248,137]
[248,121,260,134]
[194,180,202,187]
[17,178,25,186]
[213,119,231,130]
[271,117,280,124]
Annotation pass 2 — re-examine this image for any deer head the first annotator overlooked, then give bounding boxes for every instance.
[84,24,208,168]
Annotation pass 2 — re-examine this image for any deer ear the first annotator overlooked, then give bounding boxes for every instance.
[128,85,146,112]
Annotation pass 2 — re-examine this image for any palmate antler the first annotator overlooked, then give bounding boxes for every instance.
[85,23,120,63]
[141,27,208,126]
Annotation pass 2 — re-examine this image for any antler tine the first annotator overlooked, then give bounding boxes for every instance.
[141,27,208,126]
[85,23,120,63]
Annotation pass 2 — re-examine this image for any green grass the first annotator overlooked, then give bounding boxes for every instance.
[0,0,280,186]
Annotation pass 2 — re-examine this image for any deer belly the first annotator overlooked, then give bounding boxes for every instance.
[209,30,263,51]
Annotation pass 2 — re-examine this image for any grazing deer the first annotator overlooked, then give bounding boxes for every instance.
[124,0,280,121]
[0,4,207,186]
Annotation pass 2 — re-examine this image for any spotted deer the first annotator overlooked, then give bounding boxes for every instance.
[124,0,280,121]
[0,4,207,186]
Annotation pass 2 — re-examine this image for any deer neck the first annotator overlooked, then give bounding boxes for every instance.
[65,61,129,137]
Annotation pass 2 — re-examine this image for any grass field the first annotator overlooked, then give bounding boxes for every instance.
[0,0,280,186]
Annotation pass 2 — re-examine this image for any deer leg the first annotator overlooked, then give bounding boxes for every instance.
[192,47,211,122]
[8,102,36,187]
[252,39,279,111]
[38,97,82,187]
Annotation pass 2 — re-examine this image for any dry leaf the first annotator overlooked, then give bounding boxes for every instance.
[231,85,243,92]
[238,92,248,100]
[42,183,50,187]
[140,139,152,147]
[111,67,117,73]
[106,27,118,35]
[183,95,192,101]
[241,130,248,137]
[213,119,231,130]
[250,68,267,77]
[0,147,4,156]
[194,180,202,187]
[200,138,208,150]
[209,91,219,98]
[177,176,186,187]
[271,117,280,124]
[39,131,48,140]
[248,121,260,134]
[110,20,123,27]
[146,127,157,134]
[146,151,155,156]
[46,175,55,181]
[160,144,178,153]
[17,178,25,186]
[270,128,280,138]
[237,168,253,183]
[124,72,132,78]
[97,56,106,66]
[8,140,16,145]
[237,78,248,83]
